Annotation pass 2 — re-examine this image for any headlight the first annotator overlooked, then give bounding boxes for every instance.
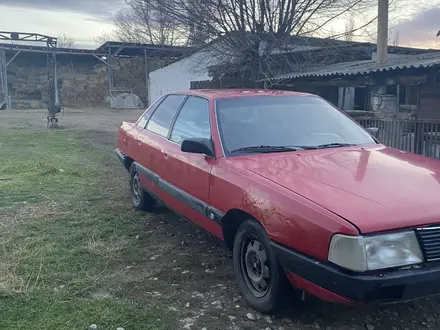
[328,231,423,272]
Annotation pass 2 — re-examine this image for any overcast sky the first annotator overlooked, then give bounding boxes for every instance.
[0,0,439,49]
[0,0,123,48]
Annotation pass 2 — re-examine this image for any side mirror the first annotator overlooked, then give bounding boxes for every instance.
[181,138,215,157]
[366,127,379,139]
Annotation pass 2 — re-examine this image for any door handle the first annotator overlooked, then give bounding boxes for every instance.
[161,149,169,159]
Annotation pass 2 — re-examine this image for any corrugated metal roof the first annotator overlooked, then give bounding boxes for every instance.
[95,41,191,57]
[0,41,191,58]
[269,52,440,82]
[0,42,96,54]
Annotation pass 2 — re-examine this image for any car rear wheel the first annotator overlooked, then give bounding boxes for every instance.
[129,164,156,212]
[233,219,288,312]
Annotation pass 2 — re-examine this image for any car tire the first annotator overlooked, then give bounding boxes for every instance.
[129,164,156,212]
[233,219,288,313]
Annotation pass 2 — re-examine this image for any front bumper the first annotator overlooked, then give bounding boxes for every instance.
[271,242,440,303]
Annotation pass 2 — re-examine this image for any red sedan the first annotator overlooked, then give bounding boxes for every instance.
[116,89,440,312]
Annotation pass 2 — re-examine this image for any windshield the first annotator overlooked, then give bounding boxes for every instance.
[215,95,375,155]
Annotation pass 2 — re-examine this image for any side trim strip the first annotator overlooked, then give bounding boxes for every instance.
[135,162,159,185]
[158,178,208,215]
[133,161,223,224]
[206,206,224,225]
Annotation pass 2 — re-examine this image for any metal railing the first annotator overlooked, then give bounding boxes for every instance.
[357,119,440,160]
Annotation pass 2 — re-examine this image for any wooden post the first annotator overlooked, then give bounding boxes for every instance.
[144,48,149,107]
[341,87,347,110]
[107,47,114,90]
[0,49,9,109]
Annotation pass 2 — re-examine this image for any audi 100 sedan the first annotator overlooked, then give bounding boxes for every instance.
[116,89,440,312]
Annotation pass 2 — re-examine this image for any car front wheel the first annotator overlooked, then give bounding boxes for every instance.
[233,219,288,313]
[129,164,156,212]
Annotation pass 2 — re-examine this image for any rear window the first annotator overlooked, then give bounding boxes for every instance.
[136,97,164,128]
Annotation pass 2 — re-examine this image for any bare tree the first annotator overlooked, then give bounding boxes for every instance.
[139,0,378,80]
[57,33,75,48]
[94,32,114,45]
[97,0,188,45]
[344,14,356,42]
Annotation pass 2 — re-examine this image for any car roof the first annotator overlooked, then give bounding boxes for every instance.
[168,89,313,100]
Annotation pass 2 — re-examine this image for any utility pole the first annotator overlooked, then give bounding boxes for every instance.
[374,0,389,105]
[376,0,389,65]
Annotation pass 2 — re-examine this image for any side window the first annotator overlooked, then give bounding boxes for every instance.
[146,94,186,137]
[137,113,149,129]
[170,96,211,144]
[136,97,163,128]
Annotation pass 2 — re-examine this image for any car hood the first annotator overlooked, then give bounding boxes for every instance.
[228,145,440,233]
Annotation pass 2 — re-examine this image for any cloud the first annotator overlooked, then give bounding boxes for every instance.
[0,5,116,47]
[393,6,440,48]
[0,0,124,21]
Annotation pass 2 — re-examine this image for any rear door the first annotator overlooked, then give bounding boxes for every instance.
[119,97,164,161]
[135,94,186,194]
[155,96,217,233]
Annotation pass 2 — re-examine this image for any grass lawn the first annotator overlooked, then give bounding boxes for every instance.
[0,127,177,329]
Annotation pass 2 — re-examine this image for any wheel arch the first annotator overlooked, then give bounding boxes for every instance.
[222,208,262,250]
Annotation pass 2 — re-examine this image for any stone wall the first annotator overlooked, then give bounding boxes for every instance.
[5,50,167,109]
[112,56,168,107]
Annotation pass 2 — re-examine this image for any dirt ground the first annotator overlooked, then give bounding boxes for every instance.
[2,108,440,330]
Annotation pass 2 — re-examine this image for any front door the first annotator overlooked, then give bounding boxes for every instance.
[156,96,216,233]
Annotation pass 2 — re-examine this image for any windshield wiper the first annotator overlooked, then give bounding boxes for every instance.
[230,143,355,154]
[230,145,304,154]
[314,143,357,149]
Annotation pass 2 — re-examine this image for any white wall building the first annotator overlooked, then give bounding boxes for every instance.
[148,47,223,103]
[148,38,392,104]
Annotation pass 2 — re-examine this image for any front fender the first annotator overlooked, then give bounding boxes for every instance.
[210,158,358,261]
